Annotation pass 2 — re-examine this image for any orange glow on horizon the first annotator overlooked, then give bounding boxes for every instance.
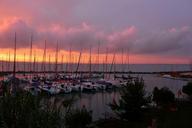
[0,48,190,64]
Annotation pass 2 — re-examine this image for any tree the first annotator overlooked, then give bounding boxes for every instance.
[110,77,151,121]
[0,91,63,128]
[182,82,192,99]
[152,87,175,109]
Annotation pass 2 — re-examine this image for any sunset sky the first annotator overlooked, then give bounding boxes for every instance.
[0,0,192,64]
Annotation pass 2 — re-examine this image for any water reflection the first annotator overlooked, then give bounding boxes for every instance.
[46,74,187,120]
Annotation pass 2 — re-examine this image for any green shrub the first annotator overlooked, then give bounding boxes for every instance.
[110,77,151,122]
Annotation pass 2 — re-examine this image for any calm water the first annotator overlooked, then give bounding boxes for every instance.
[48,74,188,120]
[1,63,191,72]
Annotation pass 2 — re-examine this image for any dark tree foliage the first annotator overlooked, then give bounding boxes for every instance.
[0,81,93,128]
[152,87,175,108]
[0,90,63,128]
[182,82,192,99]
[65,106,92,128]
[0,81,11,96]
[110,77,151,122]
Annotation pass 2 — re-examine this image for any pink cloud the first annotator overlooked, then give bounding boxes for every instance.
[0,17,137,53]
[106,26,137,51]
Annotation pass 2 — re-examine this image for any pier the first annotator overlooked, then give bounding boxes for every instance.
[0,70,191,76]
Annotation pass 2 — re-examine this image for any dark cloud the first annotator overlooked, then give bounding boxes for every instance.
[0,18,36,49]
[132,27,192,56]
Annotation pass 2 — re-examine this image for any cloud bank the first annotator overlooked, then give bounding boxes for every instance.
[0,18,192,57]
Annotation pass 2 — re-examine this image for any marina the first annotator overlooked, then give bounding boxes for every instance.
[0,0,192,127]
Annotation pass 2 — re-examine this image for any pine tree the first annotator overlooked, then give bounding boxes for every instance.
[110,77,151,121]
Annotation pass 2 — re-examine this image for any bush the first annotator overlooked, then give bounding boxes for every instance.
[0,91,63,128]
[65,106,92,128]
[110,77,151,122]
[0,83,94,128]
[182,82,192,99]
[153,87,175,109]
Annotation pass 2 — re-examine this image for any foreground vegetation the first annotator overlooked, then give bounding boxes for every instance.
[0,79,192,128]
[0,83,92,128]
[96,79,192,128]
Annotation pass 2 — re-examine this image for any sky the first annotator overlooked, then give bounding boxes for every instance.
[0,0,192,64]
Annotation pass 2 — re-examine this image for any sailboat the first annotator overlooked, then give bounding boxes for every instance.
[96,52,117,90]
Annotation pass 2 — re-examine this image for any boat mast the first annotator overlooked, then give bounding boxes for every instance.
[109,53,116,79]
[55,41,59,76]
[13,32,17,78]
[114,63,116,79]
[61,54,64,72]
[89,46,92,78]
[65,52,68,74]
[102,57,105,75]
[97,41,100,72]
[41,40,47,75]
[105,48,108,78]
[69,46,72,74]
[29,34,33,73]
[1,57,4,73]
[121,48,124,76]
[114,52,117,79]
[8,50,10,72]
[0,57,1,72]
[127,48,130,72]
[33,50,36,73]
[75,51,82,78]
[24,53,26,76]
[48,54,51,72]
[6,53,8,72]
